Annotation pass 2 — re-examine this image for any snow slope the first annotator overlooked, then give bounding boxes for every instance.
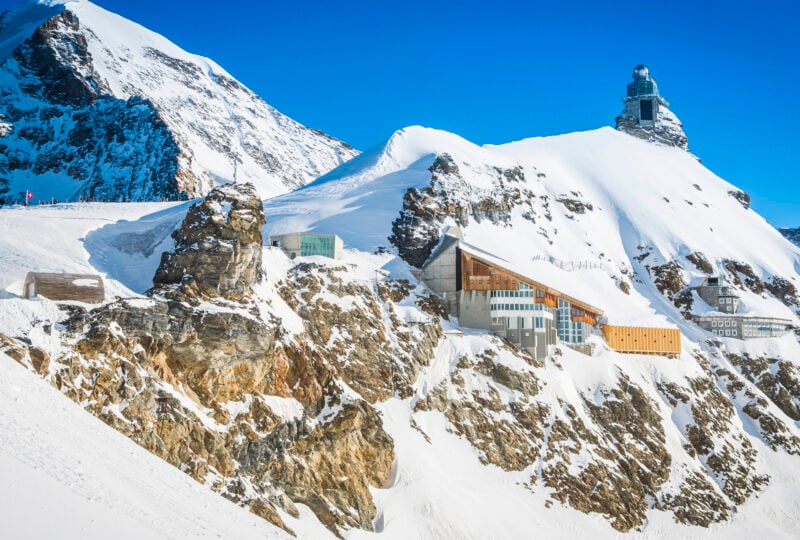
[0,0,357,203]
[0,352,291,540]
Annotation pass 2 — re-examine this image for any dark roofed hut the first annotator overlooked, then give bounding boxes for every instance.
[23,272,105,304]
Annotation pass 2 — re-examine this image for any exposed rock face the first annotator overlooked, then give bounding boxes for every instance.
[616,105,689,150]
[153,183,265,299]
[411,339,775,532]
[780,227,800,247]
[728,190,751,209]
[389,153,536,266]
[0,1,357,203]
[723,259,799,310]
[278,263,443,402]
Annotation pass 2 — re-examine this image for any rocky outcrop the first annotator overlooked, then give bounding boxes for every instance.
[389,153,536,266]
[278,263,443,402]
[779,227,800,247]
[723,259,799,310]
[728,190,751,210]
[153,183,265,300]
[412,343,773,532]
[616,105,689,150]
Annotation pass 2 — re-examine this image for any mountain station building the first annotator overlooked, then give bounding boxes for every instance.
[690,275,794,339]
[421,228,603,358]
[269,232,343,260]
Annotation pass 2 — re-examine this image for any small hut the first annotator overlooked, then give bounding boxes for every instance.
[23,272,105,303]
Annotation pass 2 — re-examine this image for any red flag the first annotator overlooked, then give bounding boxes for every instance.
[26,191,33,199]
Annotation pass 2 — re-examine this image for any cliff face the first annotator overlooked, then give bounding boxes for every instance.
[0,1,357,204]
[615,103,689,150]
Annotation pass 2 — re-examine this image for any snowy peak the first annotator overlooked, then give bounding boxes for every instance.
[0,1,63,63]
[0,0,358,203]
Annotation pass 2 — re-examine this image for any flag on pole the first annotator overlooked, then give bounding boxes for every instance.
[26,191,33,199]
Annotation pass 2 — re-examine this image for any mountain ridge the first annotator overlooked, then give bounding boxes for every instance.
[0,0,358,204]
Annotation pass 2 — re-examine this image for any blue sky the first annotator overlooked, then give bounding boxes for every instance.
[3,0,799,225]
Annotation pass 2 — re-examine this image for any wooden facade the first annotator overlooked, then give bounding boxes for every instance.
[602,325,681,358]
[23,272,105,303]
[459,250,603,317]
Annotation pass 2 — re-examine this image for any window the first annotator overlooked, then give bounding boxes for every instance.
[300,234,336,258]
[640,99,654,121]
[732,330,737,336]
[711,321,717,327]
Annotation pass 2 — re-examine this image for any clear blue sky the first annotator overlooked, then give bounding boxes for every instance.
[3,0,799,226]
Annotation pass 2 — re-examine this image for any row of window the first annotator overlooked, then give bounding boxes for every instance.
[491,290,534,298]
[493,303,539,312]
[492,316,546,330]
[712,329,738,337]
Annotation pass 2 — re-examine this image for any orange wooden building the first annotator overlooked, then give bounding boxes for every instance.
[602,325,681,358]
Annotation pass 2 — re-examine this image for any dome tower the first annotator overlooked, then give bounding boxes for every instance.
[615,65,688,150]
[623,64,667,127]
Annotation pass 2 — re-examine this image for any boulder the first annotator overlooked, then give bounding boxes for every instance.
[153,183,265,299]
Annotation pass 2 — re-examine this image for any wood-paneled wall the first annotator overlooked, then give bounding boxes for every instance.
[602,325,681,357]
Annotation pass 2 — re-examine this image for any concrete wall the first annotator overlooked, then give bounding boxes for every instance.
[625,97,659,127]
[422,239,460,317]
[458,290,492,330]
[695,285,740,314]
[269,232,302,258]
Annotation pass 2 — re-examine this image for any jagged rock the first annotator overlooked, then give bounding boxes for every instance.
[279,263,442,402]
[686,252,713,274]
[779,227,800,247]
[389,153,535,267]
[556,193,594,214]
[153,183,265,299]
[728,190,751,209]
[648,261,686,301]
[616,105,689,150]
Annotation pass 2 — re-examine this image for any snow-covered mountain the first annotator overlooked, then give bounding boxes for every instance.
[0,0,357,204]
[2,120,800,538]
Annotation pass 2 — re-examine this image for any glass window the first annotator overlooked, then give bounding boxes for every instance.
[300,234,336,258]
